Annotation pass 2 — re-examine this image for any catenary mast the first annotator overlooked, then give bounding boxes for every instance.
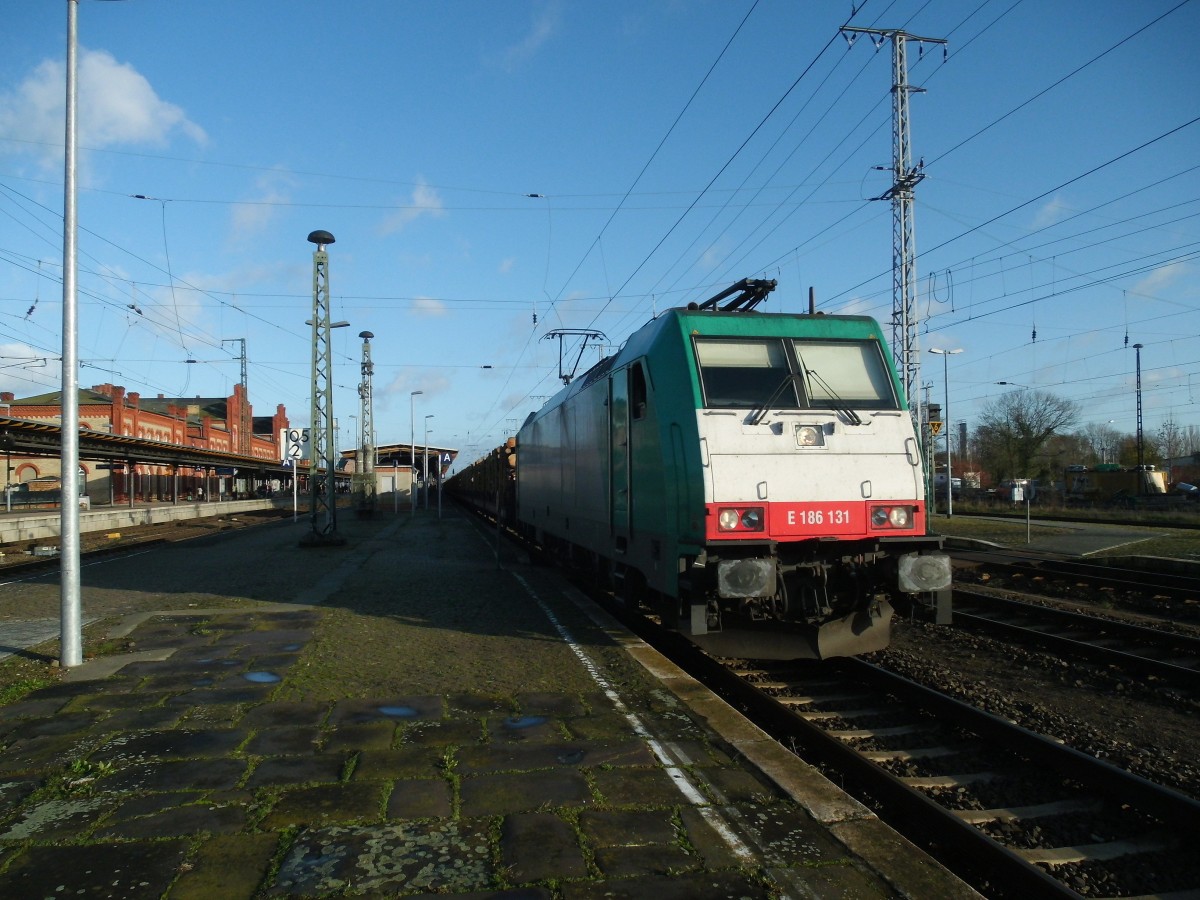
[841,26,946,419]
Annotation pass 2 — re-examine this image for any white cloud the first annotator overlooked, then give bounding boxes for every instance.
[379,178,447,235]
[498,4,560,70]
[498,257,516,274]
[230,169,297,239]
[412,297,448,317]
[1030,195,1071,230]
[0,48,205,166]
[1130,261,1188,297]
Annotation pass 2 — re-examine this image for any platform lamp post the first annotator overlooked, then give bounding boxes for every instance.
[301,230,349,546]
[929,348,962,516]
[410,390,422,514]
[424,414,434,509]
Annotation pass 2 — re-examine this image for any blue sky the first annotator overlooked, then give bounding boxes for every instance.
[2,1,1198,466]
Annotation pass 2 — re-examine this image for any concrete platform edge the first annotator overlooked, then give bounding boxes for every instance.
[560,587,982,900]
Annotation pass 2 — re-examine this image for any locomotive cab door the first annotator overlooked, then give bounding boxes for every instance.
[609,370,631,547]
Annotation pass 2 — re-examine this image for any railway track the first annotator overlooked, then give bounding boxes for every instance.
[952,546,1200,619]
[0,508,293,575]
[712,653,1200,898]
[951,588,1200,690]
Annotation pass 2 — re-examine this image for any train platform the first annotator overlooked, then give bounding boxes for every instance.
[0,505,976,899]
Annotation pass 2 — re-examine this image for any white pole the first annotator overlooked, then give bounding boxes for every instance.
[59,0,83,668]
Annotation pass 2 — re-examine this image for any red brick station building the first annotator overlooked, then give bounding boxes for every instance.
[1,383,290,504]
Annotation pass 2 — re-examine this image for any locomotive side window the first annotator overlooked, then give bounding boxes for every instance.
[695,338,795,408]
[630,362,648,420]
[793,340,898,409]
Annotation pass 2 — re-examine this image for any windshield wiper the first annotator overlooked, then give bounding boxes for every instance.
[748,372,802,425]
[805,369,863,425]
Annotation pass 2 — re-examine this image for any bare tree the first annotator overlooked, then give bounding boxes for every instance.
[977,389,1079,481]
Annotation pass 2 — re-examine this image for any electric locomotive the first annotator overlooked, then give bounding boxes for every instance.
[480,280,950,659]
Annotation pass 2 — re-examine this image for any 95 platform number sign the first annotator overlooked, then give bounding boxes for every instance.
[281,428,310,464]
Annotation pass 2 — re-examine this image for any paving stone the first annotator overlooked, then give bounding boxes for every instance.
[95,800,247,838]
[579,808,678,847]
[246,753,347,787]
[459,770,593,817]
[563,871,773,899]
[445,692,511,715]
[386,778,452,819]
[260,782,385,829]
[322,720,397,752]
[591,767,683,806]
[514,691,588,716]
[399,718,483,746]
[677,806,746,870]
[664,739,735,768]
[179,702,251,728]
[89,727,248,762]
[107,790,202,821]
[68,690,174,711]
[592,842,700,879]
[167,684,275,705]
[245,725,323,755]
[0,696,73,722]
[487,714,566,744]
[0,733,84,775]
[700,764,776,802]
[244,651,304,670]
[270,821,494,896]
[563,711,640,741]
[329,695,443,725]
[0,776,39,816]
[95,705,186,731]
[240,700,329,728]
[170,832,279,900]
[0,839,190,899]
[500,811,587,883]
[99,757,247,793]
[8,709,99,738]
[457,740,654,775]
[0,796,113,840]
[352,747,445,781]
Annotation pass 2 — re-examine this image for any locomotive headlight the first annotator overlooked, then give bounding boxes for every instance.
[717,506,765,532]
[794,424,825,447]
[869,505,916,530]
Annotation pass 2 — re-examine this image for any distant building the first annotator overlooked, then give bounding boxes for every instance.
[0,383,291,503]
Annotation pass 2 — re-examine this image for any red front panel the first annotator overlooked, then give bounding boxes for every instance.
[704,501,926,541]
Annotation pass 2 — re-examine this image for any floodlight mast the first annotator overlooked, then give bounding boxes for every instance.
[302,230,347,546]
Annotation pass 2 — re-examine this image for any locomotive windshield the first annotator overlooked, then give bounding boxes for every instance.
[694,336,898,410]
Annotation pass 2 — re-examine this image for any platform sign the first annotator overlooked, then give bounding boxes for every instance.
[281,428,309,463]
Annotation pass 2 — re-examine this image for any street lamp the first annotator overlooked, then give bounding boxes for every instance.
[930,348,963,516]
[424,414,434,509]
[410,390,422,514]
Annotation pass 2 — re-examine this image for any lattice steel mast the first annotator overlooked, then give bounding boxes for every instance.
[357,330,377,513]
[841,26,946,417]
[222,338,250,455]
[302,230,346,545]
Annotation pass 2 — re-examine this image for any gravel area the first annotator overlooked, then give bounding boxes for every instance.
[877,620,1200,800]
